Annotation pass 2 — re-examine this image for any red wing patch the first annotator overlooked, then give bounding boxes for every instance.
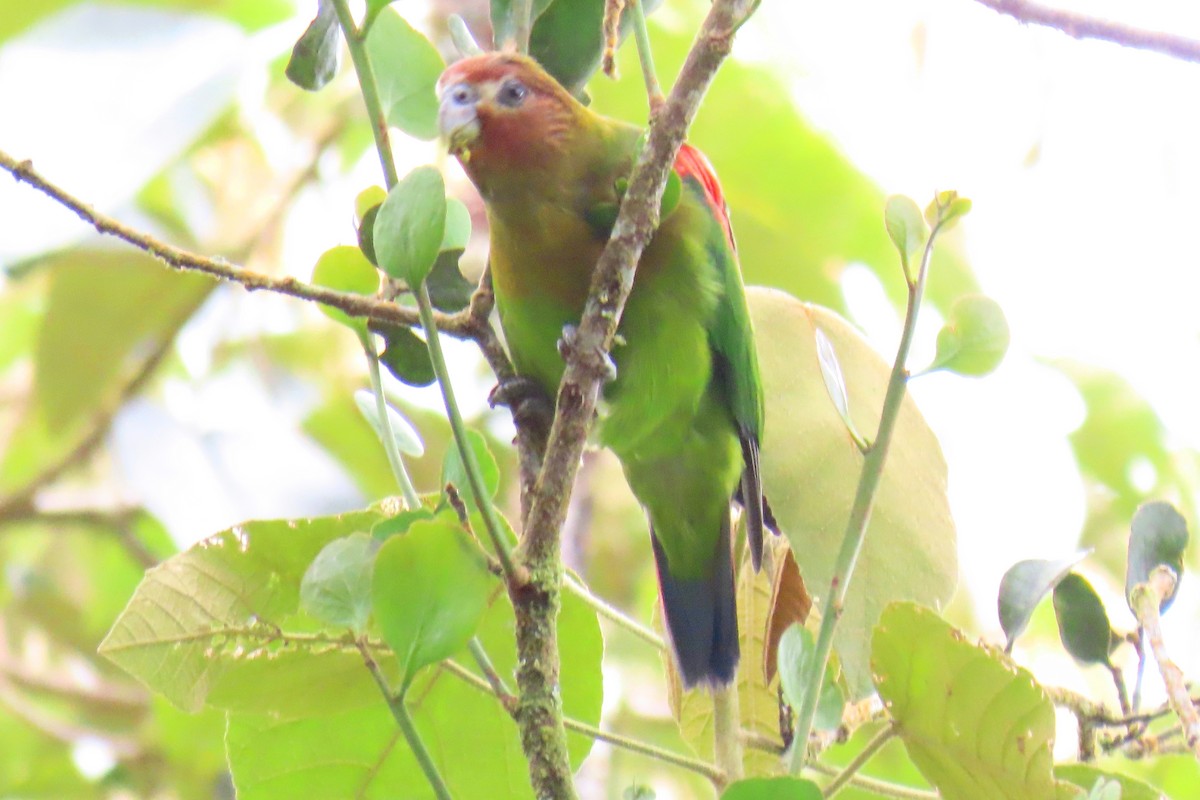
[673,143,735,252]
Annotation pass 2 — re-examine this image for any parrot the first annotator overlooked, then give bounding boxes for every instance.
[436,53,767,688]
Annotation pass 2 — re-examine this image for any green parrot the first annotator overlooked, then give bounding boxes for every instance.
[437,53,768,687]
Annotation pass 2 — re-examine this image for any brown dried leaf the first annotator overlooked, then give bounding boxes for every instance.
[763,545,812,683]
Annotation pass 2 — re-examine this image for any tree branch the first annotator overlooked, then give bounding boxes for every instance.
[972,0,1200,63]
[507,1,759,796]
[1130,567,1200,759]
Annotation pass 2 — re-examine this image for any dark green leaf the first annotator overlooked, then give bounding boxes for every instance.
[720,777,823,800]
[884,194,926,263]
[353,389,425,455]
[285,1,341,91]
[998,552,1090,652]
[441,429,500,512]
[1053,573,1115,666]
[311,245,380,334]
[373,166,446,285]
[426,250,475,312]
[356,203,380,265]
[927,294,1010,377]
[372,517,492,688]
[299,532,377,633]
[1126,501,1189,613]
[364,9,445,140]
[374,323,437,386]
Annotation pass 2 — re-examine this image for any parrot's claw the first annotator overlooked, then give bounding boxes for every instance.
[489,376,554,431]
[558,324,617,383]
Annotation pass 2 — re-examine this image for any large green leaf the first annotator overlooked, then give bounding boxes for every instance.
[99,509,390,714]
[749,288,956,697]
[227,579,603,799]
[373,166,447,285]
[364,8,446,140]
[872,602,1068,800]
[587,26,976,316]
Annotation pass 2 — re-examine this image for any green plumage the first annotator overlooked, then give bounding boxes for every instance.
[438,54,765,685]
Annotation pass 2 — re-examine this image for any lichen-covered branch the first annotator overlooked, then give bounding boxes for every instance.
[973,0,1200,63]
[510,1,759,796]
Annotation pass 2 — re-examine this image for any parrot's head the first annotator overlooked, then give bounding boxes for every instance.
[437,53,587,194]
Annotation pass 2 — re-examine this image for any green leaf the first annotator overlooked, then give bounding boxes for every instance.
[311,245,380,334]
[813,326,866,446]
[374,324,437,387]
[356,186,388,222]
[99,509,391,714]
[721,777,823,799]
[373,166,447,285]
[1056,764,1165,800]
[873,602,1064,800]
[357,203,380,266]
[32,250,210,432]
[1126,501,1188,614]
[927,294,1010,377]
[372,518,492,688]
[490,0,554,49]
[441,429,500,512]
[441,198,472,251]
[998,553,1090,652]
[372,508,437,541]
[884,194,927,263]
[426,250,475,312]
[777,625,843,732]
[750,289,956,697]
[300,532,378,634]
[285,0,341,91]
[925,190,972,230]
[364,9,446,140]
[354,388,426,456]
[228,580,603,798]
[1052,573,1116,666]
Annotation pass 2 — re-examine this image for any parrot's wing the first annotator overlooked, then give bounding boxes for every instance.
[674,144,771,570]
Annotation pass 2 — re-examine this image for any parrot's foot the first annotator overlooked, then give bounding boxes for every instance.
[489,376,554,432]
[558,324,617,383]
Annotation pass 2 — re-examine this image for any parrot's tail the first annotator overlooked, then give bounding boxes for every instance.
[651,514,739,688]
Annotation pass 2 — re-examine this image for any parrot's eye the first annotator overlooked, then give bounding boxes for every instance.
[496,79,528,108]
[446,83,477,106]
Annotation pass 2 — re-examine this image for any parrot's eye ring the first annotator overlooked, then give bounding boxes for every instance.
[496,79,528,108]
[447,83,476,106]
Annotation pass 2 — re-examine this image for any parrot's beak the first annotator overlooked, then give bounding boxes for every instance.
[438,82,481,158]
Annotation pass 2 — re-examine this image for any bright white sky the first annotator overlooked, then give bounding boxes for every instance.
[2,0,1199,739]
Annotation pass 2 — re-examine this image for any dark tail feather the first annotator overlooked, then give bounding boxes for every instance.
[738,427,766,572]
[651,515,739,688]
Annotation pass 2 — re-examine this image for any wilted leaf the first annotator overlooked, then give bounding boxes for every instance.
[1052,573,1115,666]
[372,517,492,689]
[354,388,425,456]
[373,166,446,285]
[998,552,1090,652]
[873,602,1064,800]
[764,546,811,683]
[720,777,823,799]
[364,9,445,140]
[299,532,378,633]
[750,288,956,697]
[1126,501,1188,613]
[927,294,1010,377]
[285,0,340,91]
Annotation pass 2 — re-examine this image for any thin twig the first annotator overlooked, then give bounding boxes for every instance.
[629,0,665,109]
[972,0,1200,64]
[1130,567,1200,759]
[602,0,627,78]
[821,723,898,797]
[563,574,666,650]
[805,760,939,800]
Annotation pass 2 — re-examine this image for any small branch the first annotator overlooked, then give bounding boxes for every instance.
[629,0,665,109]
[821,723,898,797]
[805,761,939,800]
[972,0,1200,64]
[1108,664,1131,717]
[712,682,744,786]
[466,638,516,711]
[362,332,422,509]
[602,0,627,79]
[330,0,399,188]
[1130,567,1200,759]
[562,574,666,650]
[357,641,453,800]
[511,2,759,797]
[789,207,951,771]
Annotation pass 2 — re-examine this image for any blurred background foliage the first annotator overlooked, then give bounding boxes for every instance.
[0,0,1198,797]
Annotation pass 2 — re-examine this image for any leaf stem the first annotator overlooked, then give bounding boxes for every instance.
[805,761,938,800]
[712,682,744,786]
[788,213,948,772]
[361,332,421,508]
[512,0,534,53]
[820,723,897,797]
[629,0,665,109]
[357,641,453,800]
[329,0,399,189]
[562,574,666,650]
